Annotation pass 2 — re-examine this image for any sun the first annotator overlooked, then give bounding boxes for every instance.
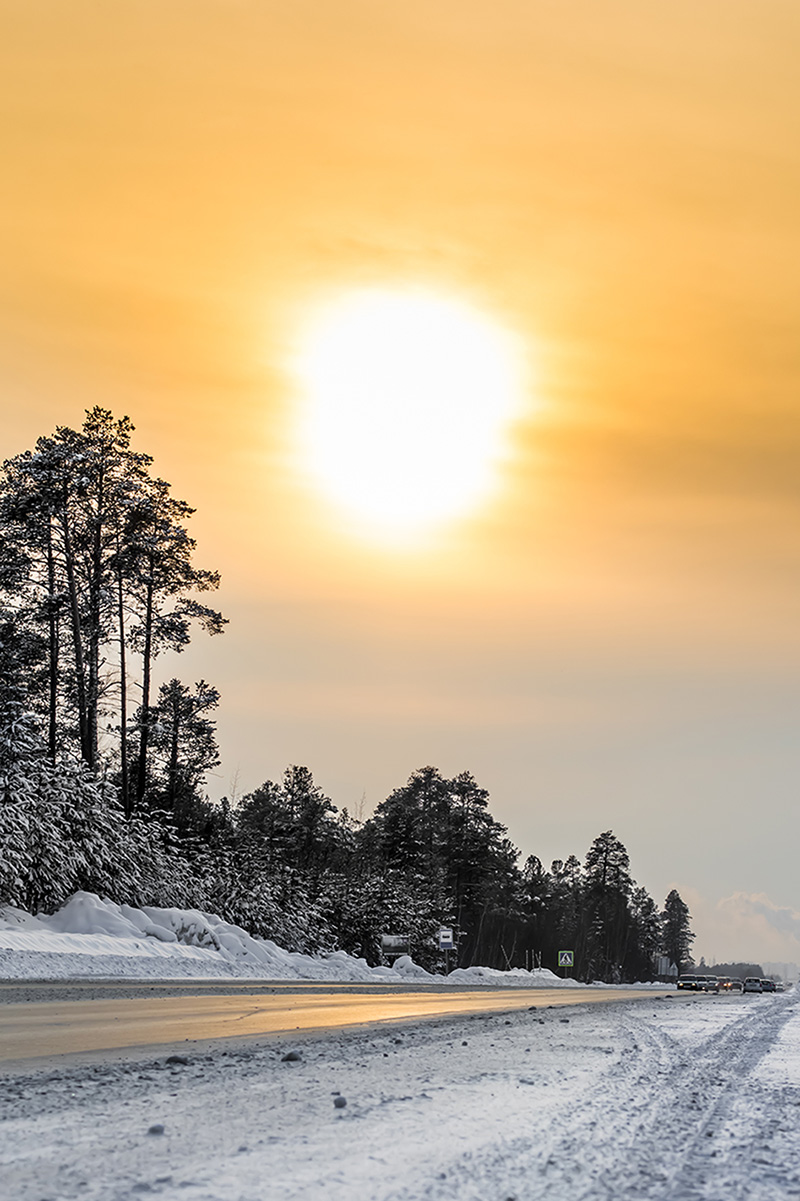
[291,288,526,541]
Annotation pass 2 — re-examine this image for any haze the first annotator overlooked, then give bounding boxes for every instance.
[2,0,799,965]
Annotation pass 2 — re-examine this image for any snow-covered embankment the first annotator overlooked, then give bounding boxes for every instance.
[0,891,579,986]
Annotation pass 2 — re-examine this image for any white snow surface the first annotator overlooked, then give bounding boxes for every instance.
[2,989,798,1199]
[0,892,605,987]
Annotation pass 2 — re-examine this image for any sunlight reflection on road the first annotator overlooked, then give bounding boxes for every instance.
[0,986,675,1061]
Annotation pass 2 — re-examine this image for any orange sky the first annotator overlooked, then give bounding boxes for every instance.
[2,0,800,963]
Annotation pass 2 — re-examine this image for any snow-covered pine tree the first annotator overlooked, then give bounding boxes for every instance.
[661,888,695,974]
[0,684,194,913]
[0,408,226,813]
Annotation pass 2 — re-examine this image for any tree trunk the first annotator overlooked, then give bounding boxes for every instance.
[46,519,58,762]
[86,454,105,770]
[59,505,90,766]
[135,573,154,810]
[117,558,130,817]
[168,691,180,808]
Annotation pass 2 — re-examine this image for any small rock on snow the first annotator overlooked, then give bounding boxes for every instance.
[281,1051,302,1062]
[147,1123,165,1136]
[333,1095,347,1109]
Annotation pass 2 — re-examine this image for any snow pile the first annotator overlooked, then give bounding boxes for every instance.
[0,892,578,985]
[0,893,378,981]
[448,964,581,988]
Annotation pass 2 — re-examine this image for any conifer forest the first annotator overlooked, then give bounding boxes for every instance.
[0,410,695,979]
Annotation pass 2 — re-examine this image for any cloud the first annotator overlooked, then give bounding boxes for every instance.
[740,895,800,940]
[678,887,800,968]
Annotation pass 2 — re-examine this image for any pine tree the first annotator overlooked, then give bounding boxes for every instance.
[583,831,633,982]
[0,692,193,913]
[0,411,153,767]
[627,886,662,980]
[135,678,221,834]
[364,767,521,969]
[0,408,226,810]
[661,888,695,973]
[123,474,226,813]
[542,854,584,969]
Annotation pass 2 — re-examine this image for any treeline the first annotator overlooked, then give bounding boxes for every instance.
[0,411,695,981]
[701,961,765,980]
[0,705,696,978]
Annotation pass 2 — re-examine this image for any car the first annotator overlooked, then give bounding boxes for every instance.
[761,979,776,993]
[677,974,700,990]
[727,978,744,992]
[717,976,731,990]
[743,977,762,993]
[701,976,720,993]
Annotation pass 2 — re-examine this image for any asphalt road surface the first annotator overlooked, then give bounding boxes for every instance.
[0,981,672,1064]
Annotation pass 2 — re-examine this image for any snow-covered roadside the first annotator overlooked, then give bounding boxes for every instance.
[1,991,797,1200]
[0,892,660,989]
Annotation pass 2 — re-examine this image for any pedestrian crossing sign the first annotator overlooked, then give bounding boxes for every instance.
[558,950,574,967]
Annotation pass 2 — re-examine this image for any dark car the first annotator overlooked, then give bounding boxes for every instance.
[761,979,776,993]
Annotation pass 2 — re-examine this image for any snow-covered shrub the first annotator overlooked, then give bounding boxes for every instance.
[0,700,195,913]
[195,846,335,954]
[0,698,44,905]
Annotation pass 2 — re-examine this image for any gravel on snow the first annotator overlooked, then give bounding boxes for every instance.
[1,992,799,1201]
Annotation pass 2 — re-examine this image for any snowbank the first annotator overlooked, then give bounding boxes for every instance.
[447,964,581,988]
[0,892,664,987]
[0,893,389,981]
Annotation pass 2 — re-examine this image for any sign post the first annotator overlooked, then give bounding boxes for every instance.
[438,927,455,974]
[557,949,574,977]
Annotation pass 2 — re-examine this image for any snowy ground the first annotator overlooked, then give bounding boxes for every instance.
[0,893,638,990]
[2,990,798,1201]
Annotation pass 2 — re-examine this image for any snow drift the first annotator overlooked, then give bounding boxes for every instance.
[0,891,581,985]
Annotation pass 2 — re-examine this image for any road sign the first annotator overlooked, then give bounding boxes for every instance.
[380,934,410,960]
[438,927,455,951]
[558,950,574,967]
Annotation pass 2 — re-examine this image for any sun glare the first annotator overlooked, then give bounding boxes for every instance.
[291,288,526,541]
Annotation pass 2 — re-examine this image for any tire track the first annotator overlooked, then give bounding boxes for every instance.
[398,996,799,1201]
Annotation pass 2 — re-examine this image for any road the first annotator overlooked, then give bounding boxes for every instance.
[0,981,671,1063]
[2,991,795,1201]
